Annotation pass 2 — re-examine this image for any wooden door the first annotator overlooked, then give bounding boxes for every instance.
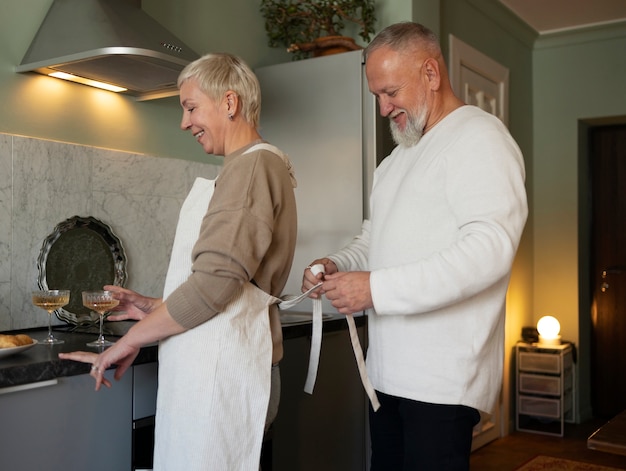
[590,124,626,418]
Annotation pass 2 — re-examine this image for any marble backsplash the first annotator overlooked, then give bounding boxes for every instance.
[0,133,220,331]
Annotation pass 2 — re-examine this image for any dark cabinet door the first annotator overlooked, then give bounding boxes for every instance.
[0,374,132,470]
[272,326,368,471]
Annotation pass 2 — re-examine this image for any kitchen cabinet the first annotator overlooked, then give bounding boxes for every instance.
[132,362,158,470]
[0,371,133,471]
[515,342,575,436]
[271,323,368,471]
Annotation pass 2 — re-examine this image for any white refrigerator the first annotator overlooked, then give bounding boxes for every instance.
[256,50,393,314]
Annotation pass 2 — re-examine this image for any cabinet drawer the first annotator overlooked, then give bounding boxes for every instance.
[519,393,572,418]
[519,395,561,418]
[519,352,560,373]
[519,373,561,396]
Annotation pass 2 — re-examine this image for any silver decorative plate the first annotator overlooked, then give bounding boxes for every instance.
[37,216,127,326]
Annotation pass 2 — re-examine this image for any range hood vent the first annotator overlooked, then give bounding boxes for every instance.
[16,0,199,101]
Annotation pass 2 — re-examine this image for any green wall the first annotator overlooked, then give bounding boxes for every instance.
[532,25,626,420]
[533,25,626,339]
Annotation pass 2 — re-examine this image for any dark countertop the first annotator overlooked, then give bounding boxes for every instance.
[0,313,365,389]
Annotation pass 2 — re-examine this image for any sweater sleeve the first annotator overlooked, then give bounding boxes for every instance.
[329,219,371,272]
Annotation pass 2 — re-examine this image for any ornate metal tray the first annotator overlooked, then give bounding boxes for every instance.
[36,215,127,326]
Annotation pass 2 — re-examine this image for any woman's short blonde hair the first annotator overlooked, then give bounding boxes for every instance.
[178,53,261,128]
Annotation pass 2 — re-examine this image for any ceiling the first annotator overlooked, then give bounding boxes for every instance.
[498,0,626,34]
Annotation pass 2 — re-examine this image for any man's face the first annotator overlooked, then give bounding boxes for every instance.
[366,47,430,147]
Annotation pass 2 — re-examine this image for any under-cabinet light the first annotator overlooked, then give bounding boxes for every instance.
[48,72,127,93]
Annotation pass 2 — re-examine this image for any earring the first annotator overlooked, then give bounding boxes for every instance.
[228,113,234,121]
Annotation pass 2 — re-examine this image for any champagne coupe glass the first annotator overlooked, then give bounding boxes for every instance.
[82,290,119,348]
[32,289,70,345]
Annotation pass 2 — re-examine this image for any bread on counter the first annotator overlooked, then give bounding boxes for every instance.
[0,334,34,348]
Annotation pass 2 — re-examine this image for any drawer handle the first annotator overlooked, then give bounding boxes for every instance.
[0,379,58,395]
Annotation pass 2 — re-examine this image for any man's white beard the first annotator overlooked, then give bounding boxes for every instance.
[389,105,428,148]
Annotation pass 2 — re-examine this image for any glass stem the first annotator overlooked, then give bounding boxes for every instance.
[47,311,54,341]
[98,313,105,341]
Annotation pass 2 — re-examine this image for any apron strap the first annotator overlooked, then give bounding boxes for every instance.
[346,314,380,411]
[244,142,297,188]
[281,289,380,411]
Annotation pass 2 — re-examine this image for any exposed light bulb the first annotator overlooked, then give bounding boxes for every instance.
[537,315,561,345]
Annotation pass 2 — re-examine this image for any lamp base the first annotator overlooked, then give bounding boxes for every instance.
[538,335,561,346]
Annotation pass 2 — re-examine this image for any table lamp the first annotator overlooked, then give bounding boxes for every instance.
[537,315,561,346]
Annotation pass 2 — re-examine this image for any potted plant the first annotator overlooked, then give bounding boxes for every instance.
[260,0,377,59]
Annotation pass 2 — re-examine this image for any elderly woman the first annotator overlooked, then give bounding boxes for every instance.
[60,53,298,470]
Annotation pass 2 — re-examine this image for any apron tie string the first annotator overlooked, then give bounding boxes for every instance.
[279,265,380,411]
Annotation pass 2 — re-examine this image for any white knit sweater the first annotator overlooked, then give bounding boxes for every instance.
[331,105,528,414]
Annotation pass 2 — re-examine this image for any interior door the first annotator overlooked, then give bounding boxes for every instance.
[590,124,626,418]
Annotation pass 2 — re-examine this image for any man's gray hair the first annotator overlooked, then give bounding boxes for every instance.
[364,22,441,61]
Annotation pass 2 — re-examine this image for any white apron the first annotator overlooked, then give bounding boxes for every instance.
[154,170,280,470]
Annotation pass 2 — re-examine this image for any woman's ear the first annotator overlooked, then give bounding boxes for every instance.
[224,90,239,121]
[225,90,238,113]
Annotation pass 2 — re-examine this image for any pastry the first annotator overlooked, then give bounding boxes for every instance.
[0,333,34,348]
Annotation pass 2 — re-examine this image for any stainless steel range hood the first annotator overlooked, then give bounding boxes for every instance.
[16,0,199,101]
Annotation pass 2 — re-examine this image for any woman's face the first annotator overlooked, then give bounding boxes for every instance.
[179,78,227,155]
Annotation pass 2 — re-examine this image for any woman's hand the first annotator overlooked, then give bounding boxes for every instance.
[103,285,161,321]
[59,338,140,391]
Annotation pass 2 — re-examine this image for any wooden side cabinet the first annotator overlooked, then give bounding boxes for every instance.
[515,342,575,436]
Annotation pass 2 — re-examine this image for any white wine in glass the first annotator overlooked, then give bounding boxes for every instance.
[32,289,70,345]
[82,290,119,348]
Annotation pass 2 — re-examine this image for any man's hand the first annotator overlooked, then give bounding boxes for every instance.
[321,271,373,314]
